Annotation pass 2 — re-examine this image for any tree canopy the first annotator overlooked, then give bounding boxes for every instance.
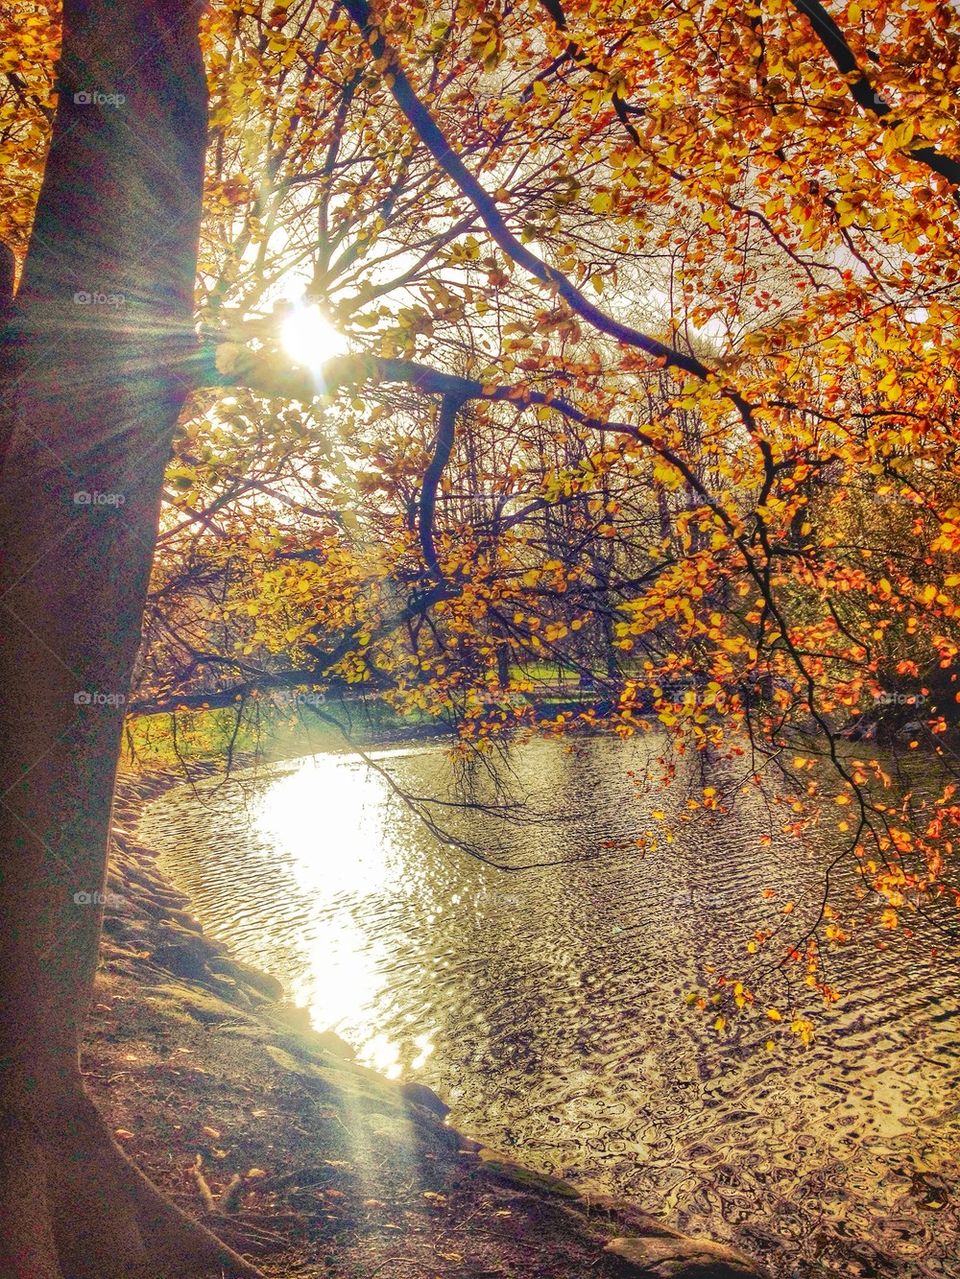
[5,0,960,1029]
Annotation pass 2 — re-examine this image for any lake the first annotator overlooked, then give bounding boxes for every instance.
[138,735,960,1277]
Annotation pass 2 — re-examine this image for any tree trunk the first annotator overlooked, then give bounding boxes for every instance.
[0,3,259,1275]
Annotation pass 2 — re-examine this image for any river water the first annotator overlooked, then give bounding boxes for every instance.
[138,736,960,1277]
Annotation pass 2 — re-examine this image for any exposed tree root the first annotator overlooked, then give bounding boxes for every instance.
[0,1091,264,1279]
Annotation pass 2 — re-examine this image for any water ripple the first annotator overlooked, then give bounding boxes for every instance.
[139,737,960,1278]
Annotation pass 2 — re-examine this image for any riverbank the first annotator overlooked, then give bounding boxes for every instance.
[87,763,768,1278]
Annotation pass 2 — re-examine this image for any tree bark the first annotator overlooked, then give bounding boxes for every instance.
[0,3,259,1275]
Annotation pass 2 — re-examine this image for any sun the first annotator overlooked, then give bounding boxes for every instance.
[280,300,350,370]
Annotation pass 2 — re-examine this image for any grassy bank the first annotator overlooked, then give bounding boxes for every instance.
[122,701,449,771]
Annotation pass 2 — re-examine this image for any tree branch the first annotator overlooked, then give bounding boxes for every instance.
[339,0,707,380]
[419,393,461,582]
[788,0,960,188]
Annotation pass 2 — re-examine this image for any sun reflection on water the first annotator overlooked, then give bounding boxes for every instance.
[251,751,433,1078]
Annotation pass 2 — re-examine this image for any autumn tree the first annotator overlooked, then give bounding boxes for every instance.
[135,0,960,1010]
[0,1,267,1274]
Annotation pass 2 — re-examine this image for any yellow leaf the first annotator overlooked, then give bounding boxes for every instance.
[790,1017,815,1046]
